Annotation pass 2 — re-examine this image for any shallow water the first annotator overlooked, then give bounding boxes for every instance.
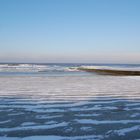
[0,75,140,140]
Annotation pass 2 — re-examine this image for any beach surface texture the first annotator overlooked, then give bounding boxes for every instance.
[0,63,140,140]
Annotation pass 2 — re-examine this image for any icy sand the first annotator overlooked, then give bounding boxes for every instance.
[0,75,140,140]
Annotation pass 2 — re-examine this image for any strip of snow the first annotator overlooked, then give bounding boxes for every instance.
[70,106,118,111]
[130,113,140,118]
[21,122,37,126]
[113,125,140,136]
[36,115,62,119]
[0,120,11,124]
[75,113,100,117]
[0,122,68,132]
[0,134,104,140]
[76,119,140,124]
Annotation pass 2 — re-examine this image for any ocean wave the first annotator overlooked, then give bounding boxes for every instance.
[0,64,79,73]
[0,63,140,75]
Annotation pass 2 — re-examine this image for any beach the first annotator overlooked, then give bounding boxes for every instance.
[0,67,140,140]
[1,0,140,139]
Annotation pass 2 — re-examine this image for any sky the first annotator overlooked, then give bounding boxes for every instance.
[0,0,140,63]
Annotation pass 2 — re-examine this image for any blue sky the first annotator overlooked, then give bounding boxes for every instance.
[0,0,140,63]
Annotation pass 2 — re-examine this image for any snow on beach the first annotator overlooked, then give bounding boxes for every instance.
[0,75,140,139]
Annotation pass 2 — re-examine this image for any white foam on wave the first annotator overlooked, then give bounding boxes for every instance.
[0,64,79,73]
[0,64,48,72]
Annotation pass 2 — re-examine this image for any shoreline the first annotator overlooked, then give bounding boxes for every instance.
[79,68,140,76]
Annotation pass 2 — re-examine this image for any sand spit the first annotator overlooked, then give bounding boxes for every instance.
[79,68,140,76]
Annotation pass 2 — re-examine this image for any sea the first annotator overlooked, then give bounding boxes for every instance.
[0,63,140,140]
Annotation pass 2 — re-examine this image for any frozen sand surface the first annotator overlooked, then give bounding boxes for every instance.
[0,76,140,99]
[0,76,140,139]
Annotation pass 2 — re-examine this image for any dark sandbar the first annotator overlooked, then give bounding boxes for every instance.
[79,68,140,76]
